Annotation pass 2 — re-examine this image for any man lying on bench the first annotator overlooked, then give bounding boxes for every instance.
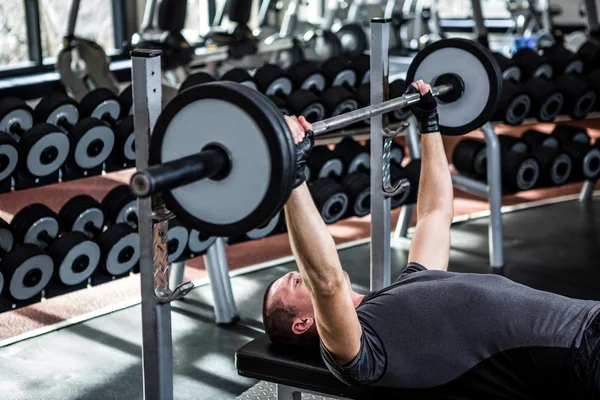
[262,81,600,399]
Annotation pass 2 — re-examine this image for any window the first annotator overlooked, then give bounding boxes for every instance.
[0,1,29,67]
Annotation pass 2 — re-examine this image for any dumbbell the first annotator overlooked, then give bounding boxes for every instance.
[0,97,69,180]
[179,72,217,93]
[333,138,371,217]
[221,68,257,90]
[10,203,101,289]
[523,77,564,122]
[492,79,532,125]
[491,52,521,82]
[520,130,573,187]
[288,60,327,92]
[553,74,597,119]
[496,134,541,192]
[102,184,189,262]
[117,84,133,118]
[576,39,600,74]
[390,160,421,207]
[350,53,370,86]
[0,130,18,186]
[254,64,328,122]
[306,145,344,182]
[334,137,370,175]
[319,56,358,89]
[586,69,600,109]
[541,45,584,76]
[309,177,350,223]
[452,138,487,179]
[512,48,553,81]
[552,126,600,181]
[0,217,54,301]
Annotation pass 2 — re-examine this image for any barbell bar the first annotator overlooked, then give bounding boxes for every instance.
[129,38,503,237]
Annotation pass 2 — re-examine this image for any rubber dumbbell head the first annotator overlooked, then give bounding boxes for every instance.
[340,171,370,217]
[552,125,591,145]
[79,88,122,127]
[10,203,60,249]
[497,134,530,155]
[492,79,531,125]
[400,160,421,204]
[530,146,572,186]
[309,178,349,224]
[524,77,564,122]
[67,117,115,170]
[334,137,370,175]
[58,195,105,238]
[307,146,344,180]
[452,138,487,179]
[320,56,357,88]
[0,244,53,301]
[491,52,521,82]
[221,68,257,90]
[554,74,597,119]
[47,231,101,286]
[179,72,217,93]
[0,132,18,182]
[512,48,553,80]
[289,61,326,92]
[112,115,135,163]
[561,141,600,181]
[586,69,600,108]
[34,92,79,129]
[187,229,216,256]
[268,95,292,116]
[521,129,560,149]
[286,90,326,123]
[542,45,584,76]
[501,152,540,192]
[350,53,370,86]
[96,223,140,276]
[102,184,138,227]
[254,64,293,96]
[334,23,368,60]
[576,39,600,74]
[320,86,359,118]
[118,84,133,119]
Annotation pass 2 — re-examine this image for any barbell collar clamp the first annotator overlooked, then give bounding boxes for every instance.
[131,146,231,198]
[310,84,454,136]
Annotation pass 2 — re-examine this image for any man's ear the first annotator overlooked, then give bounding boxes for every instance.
[292,316,314,335]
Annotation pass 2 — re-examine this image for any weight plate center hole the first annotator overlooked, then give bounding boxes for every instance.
[555,161,568,177]
[40,146,59,165]
[23,268,43,288]
[72,255,90,273]
[118,245,135,263]
[546,99,561,116]
[87,139,105,158]
[523,167,535,183]
[433,73,465,104]
[167,239,179,255]
[0,154,10,171]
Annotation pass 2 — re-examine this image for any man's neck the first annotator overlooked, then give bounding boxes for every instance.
[351,292,365,308]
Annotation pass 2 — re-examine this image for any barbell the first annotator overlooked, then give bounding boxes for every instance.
[130,38,503,236]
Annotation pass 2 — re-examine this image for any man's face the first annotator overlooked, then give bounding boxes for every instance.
[267,271,313,314]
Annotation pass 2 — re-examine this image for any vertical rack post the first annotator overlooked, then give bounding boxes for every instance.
[369,18,391,291]
[204,238,239,324]
[131,49,174,400]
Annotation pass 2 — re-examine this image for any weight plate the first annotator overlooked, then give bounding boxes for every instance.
[246,212,281,240]
[79,88,121,120]
[406,38,502,135]
[118,85,133,119]
[19,124,70,177]
[334,23,368,60]
[167,220,189,262]
[0,217,13,252]
[115,116,135,161]
[0,97,34,132]
[0,132,18,181]
[0,244,53,301]
[179,73,217,94]
[58,195,104,234]
[35,93,79,127]
[102,185,137,226]
[187,230,216,255]
[582,148,600,179]
[149,82,295,237]
[69,118,115,169]
[11,203,60,248]
[97,223,140,276]
[48,232,100,286]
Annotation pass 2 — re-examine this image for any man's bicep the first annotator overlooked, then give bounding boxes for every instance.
[408,212,450,271]
[312,283,362,366]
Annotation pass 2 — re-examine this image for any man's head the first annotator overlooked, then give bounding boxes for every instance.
[262,271,318,347]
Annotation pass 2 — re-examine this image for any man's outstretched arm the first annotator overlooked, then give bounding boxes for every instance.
[406,81,453,271]
[285,116,361,365]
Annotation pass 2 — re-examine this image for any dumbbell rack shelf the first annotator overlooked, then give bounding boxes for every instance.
[492,112,600,128]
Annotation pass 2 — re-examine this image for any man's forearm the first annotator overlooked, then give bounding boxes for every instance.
[416,133,454,220]
[284,183,345,294]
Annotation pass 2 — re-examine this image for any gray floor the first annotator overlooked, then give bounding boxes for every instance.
[0,197,599,400]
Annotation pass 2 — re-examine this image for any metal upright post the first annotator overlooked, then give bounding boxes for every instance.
[470,0,489,46]
[204,238,239,324]
[132,49,174,400]
[538,0,553,32]
[369,18,391,291]
[580,180,596,202]
[393,117,420,240]
[481,123,504,270]
[584,0,600,35]
[280,0,300,36]
[321,0,339,31]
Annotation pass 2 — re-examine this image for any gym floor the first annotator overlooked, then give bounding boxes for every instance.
[0,195,598,400]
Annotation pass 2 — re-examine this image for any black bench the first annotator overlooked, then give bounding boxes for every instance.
[236,334,379,399]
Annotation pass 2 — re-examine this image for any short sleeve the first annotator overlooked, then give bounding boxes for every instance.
[397,262,427,281]
[320,320,386,386]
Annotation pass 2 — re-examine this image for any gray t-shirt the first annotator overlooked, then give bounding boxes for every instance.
[321,263,600,399]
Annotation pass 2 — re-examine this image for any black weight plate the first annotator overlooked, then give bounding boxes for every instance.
[351,53,370,86]
[18,123,69,177]
[101,184,137,226]
[286,90,326,123]
[96,223,139,276]
[79,88,121,120]
[149,82,296,237]
[321,56,356,88]
[221,68,257,90]
[309,178,349,224]
[268,95,292,116]
[0,244,53,301]
[0,217,13,253]
[68,118,115,169]
[34,93,79,126]
[0,97,34,133]
[118,84,133,119]
[179,72,217,94]
[491,52,521,82]
[59,194,104,234]
[114,116,135,161]
[406,38,503,135]
[289,61,326,92]
[254,64,292,96]
[47,231,100,286]
[0,131,18,181]
[334,23,368,60]
[10,203,60,248]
